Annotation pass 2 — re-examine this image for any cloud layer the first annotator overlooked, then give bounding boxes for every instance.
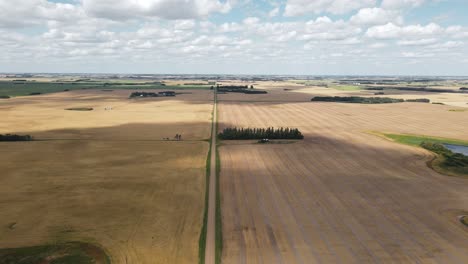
[0,0,467,75]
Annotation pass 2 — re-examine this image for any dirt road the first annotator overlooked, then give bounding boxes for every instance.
[205,91,217,264]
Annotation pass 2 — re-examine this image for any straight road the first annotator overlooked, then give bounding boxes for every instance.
[205,91,217,264]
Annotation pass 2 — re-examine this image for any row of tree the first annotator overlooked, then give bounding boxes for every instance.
[218,127,304,140]
[0,134,33,141]
[129,91,176,98]
[311,96,404,104]
[406,98,430,103]
[311,96,430,104]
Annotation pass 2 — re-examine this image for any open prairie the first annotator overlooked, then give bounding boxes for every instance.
[218,99,468,263]
[0,89,213,264]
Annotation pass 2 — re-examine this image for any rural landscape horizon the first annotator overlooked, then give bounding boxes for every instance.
[1,0,468,264]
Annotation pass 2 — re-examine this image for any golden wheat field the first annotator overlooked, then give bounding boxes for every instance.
[218,98,468,263]
[0,89,213,264]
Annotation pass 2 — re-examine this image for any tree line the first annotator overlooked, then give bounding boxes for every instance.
[311,96,430,104]
[129,91,175,98]
[406,98,430,103]
[218,127,304,140]
[311,96,404,104]
[0,134,33,141]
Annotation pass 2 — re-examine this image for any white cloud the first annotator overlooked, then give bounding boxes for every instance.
[174,20,196,30]
[0,0,82,28]
[381,0,425,9]
[350,8,403,26]
[0,0,466,75]
[217,22,242,33]
[368,42,387,48]
[268,7,280,18]
[366,22,443,39]
[284,0,376,16]
[397,38,437,46]
[300,16,362,41]
[401,51,434,58]
[243,17,260,25]
[428,41,464,50]
[82,0,232,20]
[366,23,402,39]
[446,26,468,39]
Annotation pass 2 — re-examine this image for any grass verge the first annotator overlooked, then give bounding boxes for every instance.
[214,89,222,264]
[370,132,468,147]
[215,137,222,264]
[199,88,217,264]
[330,85,362,91]
[198,138,211,264]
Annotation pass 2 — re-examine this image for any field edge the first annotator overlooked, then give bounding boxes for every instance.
[367,131,468,178]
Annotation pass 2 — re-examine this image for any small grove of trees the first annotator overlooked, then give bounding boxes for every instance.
[406,98,430,103]
[243,90,267,94]
[217,85,248,89]
[0,95,10,99]
[217,85,267,94]
[0,134,33,141]
[218,127,304,140]
[130,92,159,98]
[129,91,175,98]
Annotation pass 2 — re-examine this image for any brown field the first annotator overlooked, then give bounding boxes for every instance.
[2,82,468,264]
[0,89,213,264]
[219,99,468,263]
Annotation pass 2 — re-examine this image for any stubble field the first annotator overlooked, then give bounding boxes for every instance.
[218,97,468,263]
[0,89,213,264]
[2,81,468,264]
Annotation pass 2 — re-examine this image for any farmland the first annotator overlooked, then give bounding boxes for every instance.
[0,88,213,264]
[0,79,212,97]
[1,76,468,264]
[218,93,468,263]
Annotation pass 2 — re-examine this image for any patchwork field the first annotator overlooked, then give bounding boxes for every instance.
[218,101,468,263]
[2,79,468,264]
[0,90,213,264]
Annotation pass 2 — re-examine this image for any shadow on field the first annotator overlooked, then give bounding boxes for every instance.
[6,121,213,141]
[218,133,468,263]
[217,129,468,187]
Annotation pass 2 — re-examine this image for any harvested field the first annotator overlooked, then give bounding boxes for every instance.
[0,90,213,264]
[0,90,213,140]
[218,101,468,263]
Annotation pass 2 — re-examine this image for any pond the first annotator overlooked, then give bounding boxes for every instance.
[443,144,468,155]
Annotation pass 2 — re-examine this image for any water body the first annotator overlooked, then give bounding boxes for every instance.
[443,144,468,155]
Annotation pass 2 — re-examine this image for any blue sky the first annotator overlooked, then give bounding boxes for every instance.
[0,0,467,75]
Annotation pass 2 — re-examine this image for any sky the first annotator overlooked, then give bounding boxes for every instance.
[1,0,468,75]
